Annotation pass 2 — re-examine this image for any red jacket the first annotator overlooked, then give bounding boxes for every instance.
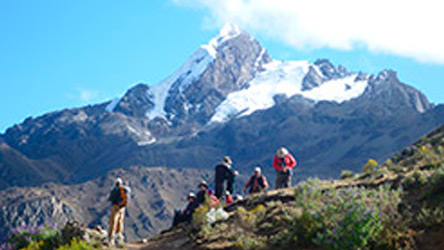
[273,154,297,171]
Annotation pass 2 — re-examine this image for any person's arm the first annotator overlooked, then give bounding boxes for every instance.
[273,155,284,171]
[108,188,115,202]
[287,154,297,169]
[243,177,252,193]
[263,177,269,190]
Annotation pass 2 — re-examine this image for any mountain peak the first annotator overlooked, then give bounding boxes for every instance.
[218,23,242,39]
[202,23,246,57]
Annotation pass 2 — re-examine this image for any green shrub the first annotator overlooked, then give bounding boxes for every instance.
[3,223,62,250]
[56,238,98,250]
[363,159,379,173]
[402,170,428,189]
[266,180,403,250]
[340,170,355,180]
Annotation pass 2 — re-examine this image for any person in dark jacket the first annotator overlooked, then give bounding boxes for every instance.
[215,156,236,198]
[172,192,198,227]
[196,180,210,205]
[273,147,297,189]
[243,167,269,194]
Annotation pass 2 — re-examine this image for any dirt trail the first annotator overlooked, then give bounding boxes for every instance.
[125,228,195,250]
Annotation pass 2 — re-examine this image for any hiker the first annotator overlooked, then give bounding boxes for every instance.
[215,156,237,199]
[108,178,131,245]
[243,167,269,194]
[172,192,198,227]
[196,180,219,206]
[273,147,297,189]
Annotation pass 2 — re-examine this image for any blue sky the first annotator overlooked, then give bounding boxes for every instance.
[1,0,443,133]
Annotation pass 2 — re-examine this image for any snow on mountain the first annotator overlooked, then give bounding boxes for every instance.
[105,97,121,112]
[210,60,369,123]
[146,23,243,120]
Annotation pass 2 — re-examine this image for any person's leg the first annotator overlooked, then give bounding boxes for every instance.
[108,205,118,243]
[281,174,290,188]
[275,173,282,189]
[215,177,223,198]
[117,207,125,234]
[172,210,181,227]
[286,174,292,188]
[116,207,125,242]
[226,173,235,194]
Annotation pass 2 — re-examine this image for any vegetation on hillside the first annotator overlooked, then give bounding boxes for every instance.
[0,221,102,250]
[189,126,444,250]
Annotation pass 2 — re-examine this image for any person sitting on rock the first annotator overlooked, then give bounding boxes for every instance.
[273,147,297,189]
[172,192,198,227]
[196,180,219,207]
[243,167,269,194]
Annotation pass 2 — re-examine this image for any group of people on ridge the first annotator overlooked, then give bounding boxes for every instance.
[172,147,297,227]
[106,147,297,244]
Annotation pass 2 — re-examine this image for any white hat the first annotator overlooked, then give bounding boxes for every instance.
[188,192,196,198]
[115,178,123,185]
[254,167,261,173]
[277,147,289,158]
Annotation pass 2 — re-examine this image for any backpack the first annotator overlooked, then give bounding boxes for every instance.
[110,186,128,207]
[118,186,128,207]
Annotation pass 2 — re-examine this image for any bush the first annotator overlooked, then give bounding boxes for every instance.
[2,223,62,250]
[248,180,404,250]
[56,238,98,250]
[340,170,355,180]
[402,170,428,189]
[363,159,379,173]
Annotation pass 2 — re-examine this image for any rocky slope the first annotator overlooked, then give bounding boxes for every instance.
[0,167,211,241]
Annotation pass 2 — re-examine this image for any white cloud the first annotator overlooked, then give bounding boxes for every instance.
[174,0,444,64]
[78,89,98,102]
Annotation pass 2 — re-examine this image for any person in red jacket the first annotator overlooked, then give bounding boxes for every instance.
[273,147,297,189]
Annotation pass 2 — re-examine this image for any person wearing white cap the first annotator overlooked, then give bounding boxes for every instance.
[273,147,297,189]
[243,166,269,194]
[172,192,198,227]
[108,177,130,245]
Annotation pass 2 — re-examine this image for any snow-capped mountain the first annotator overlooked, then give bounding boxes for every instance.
[107,23,271,133]
[0,24,441,190]
[102,24,430,139]
[1,23,443,242]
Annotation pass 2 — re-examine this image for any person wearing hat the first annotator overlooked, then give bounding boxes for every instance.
[273,147,297,189]
[243,167,269,194]
[214,156,237,199]
[172,192,198,227]
[196,180,210,205]
[108,177,131,245]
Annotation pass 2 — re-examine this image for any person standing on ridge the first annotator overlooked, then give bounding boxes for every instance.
[214,156,237,199]
[108,178,131,245]
[273,147,297,189]
[243,167,269,194]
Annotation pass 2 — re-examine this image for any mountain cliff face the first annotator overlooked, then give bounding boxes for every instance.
[0,24,442,187]
[0,167,211,241]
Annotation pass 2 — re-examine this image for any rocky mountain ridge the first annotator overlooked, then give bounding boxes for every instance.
[0,23,442,191]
